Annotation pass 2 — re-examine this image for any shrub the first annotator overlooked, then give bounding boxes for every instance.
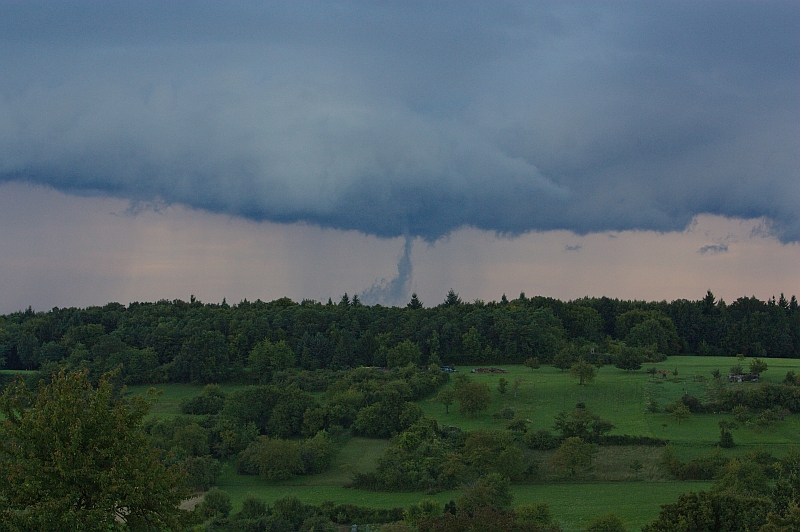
[272,496,309,529]
[755,408,780,430]
[680,394,704,413]
[585,513,626,532]
[200,488,232,519]
[661,447,728,481]
[732,405,751,422]
[300,515,337,532]
[506,418,529,432]
[718,429,735,449]
[237,496,267,520]
[598,434,667,446]
[492,407,515,420]
[551,437,598,476]
[235,437,303,479]
[181,384,226,415]
[323,503,403,524]
[516,502,553,527]
[404,498,442,527]
[183,455,222,491]
[298,431,336,474]
[524,429,560,450]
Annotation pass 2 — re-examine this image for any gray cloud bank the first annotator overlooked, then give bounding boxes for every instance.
[1,1,798,241]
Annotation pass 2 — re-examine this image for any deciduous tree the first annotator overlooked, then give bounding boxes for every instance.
[613,344,645,372]
[749,358,768,375]
[0,370,190,531]
[435,387,455,414]
[569,358,596,385]
[454,381,491,417]
[552,437,597,476]
[524,357,540,371]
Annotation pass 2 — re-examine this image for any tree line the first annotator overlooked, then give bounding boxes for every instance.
[0,290,798,383]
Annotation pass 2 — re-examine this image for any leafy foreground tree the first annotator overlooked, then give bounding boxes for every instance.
[0,370,192,531]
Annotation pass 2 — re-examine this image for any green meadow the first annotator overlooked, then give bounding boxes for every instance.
[125,383,249,417]
[137,356,800,531]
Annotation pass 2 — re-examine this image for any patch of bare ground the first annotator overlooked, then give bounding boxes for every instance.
[180,493,204,511]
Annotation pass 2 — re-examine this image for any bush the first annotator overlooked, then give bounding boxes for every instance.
[301,515,337,532]
[272,496,309,529]
[506,418,529,432]
[755,408,781,429]
[492,407,515,420]
[236,496,267,520]
[718,429,735,449]
[456,473,513,514]
[236,437,303,479]
[598,435,667,446]
[732,405,751,422]
[404,498,442,527]
[298,431,336,474]
[551,437,597,476]
[200,488,232,519]
[317,503,403,524]
[181,384,226,415]
[524,429,560,450]
[661,447,728,481]
[183,455,221,491]
[585,513,626,532]
[646,400,661,413]
[643,491,769,532]
[516,502,553,527]
[680,394,704,413]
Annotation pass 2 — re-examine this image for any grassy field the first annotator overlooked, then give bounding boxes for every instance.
[422,358,800,459]
[134,356,800,531]
[124,383,249,417]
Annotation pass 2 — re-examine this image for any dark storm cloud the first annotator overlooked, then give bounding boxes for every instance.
[0,1,797,241]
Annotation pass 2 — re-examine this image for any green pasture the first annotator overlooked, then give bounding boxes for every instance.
[421,364,648,435]
[424,357,800,441]
[133,356,800,531]
[124,383,248,416]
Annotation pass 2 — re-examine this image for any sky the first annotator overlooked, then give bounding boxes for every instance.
[0,1,798,313]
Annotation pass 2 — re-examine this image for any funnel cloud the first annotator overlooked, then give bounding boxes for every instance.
[361,236,414,306]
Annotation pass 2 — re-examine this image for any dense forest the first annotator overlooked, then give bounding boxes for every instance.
[1,290,798,384]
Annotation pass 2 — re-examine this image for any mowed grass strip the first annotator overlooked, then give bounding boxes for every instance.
[214,475,709,532]
[513,481,712,532]
[215,463,458,514]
